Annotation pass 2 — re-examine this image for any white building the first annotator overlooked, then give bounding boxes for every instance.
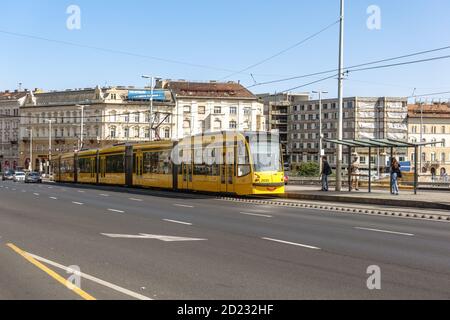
[161,80,265,139]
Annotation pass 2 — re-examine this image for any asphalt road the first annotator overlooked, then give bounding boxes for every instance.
[1,180,450,300]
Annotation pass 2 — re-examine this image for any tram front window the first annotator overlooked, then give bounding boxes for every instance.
[250,142,282,172]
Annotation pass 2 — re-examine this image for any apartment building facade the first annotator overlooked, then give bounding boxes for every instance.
[0,91,26,171]
[161,80,265,140]
[289,97,408,171]
[408,103,450,179]
[19,86,175,172]
[258,93,309,166]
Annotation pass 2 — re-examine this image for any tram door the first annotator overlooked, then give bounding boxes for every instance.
[90,158,96,179]
[220,147,235,193]
[182,162,192,190]
[135,152,143,185]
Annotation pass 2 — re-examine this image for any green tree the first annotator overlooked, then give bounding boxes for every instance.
[296,162,320,177]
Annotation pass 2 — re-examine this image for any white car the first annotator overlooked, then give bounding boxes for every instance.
[13,171,26,182]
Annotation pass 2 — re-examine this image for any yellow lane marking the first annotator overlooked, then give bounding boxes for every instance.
[6,243,96,300]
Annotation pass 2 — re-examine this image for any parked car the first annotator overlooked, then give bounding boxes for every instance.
[2,170,15,181]
[13,171,26,183]
[25,172,42,184]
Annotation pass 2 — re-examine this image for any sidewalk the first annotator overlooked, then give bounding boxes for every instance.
[284,185,450,211]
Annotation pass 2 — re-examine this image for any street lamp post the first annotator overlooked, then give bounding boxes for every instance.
[336,0,345,191]
[44,119,54,176]
[76,105,87,150]
[26,128,33,171]
[312,91,328,173]
[419,99,425,174]
[142,75,162,142]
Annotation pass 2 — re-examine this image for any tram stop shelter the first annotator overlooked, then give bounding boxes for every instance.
[324,139,444,195]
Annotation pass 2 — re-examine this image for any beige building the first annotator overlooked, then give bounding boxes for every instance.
[0,90,27,171]
[161,80,265,139]
[19,86,175,172]
[408,103,450,180]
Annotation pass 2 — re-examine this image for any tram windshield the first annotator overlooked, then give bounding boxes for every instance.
[247,133,282,172]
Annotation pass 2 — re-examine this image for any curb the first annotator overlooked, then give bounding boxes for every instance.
[218,197,450,222]
[282,193,450,211]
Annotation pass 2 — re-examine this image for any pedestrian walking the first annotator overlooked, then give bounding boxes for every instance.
[391,158,402,195]
[350,155,360,191]
[321,156,332,191]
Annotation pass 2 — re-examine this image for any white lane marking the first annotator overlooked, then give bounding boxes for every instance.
[241,212,273,218]
[78,190,85,193]
[354,227,414,237]
[28,253,152,300]
[99,194,110,197]
[174,204,194,208]
[108,209,125,214]
[72,202,84,205]
[163,219,193,226]
[47,186,53,189]
[49,197,58,200]
[12,188,16,191]
[262,237,321,250]
[102,233,206,242]
[22,190,26,193]
[33,193,40,196]
[129,198,143,202]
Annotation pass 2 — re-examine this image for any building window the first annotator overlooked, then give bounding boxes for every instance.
[183,120,191,129]
[198,106,206,114]
[183,106,191,114]
[145,128,150,138]
[124,127,129,138]
[134,127,140,138]
[110,127,116,138]
[229,121,237,129]
[214,119,222,130]
[442,126,446,134]
[214,106,222,114]
[135,113,140,123]
[124,113,130,123]
[230,107,237,115]
[164,128,170,139]
[431,152,436,162]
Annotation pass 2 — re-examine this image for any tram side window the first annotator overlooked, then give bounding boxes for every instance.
[61,160,73,174]
[143,150,171,174]
[237,141,251,177]
[106,154,124,173]
[78,158,91,174]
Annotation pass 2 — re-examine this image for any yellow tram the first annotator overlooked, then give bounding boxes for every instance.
[52,131,285,196]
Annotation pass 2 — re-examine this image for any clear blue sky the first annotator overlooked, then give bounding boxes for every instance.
[1,0,450,100]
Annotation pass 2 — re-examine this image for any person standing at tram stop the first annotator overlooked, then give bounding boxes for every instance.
[350,154,360,191]
[321,156,333,192]
[391,157,402,196]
